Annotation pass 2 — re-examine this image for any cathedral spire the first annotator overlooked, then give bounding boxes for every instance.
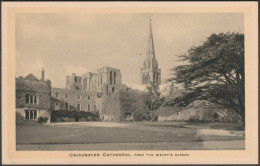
[145,19,156,69]
[140,19,161,86]
[149,18,153,39]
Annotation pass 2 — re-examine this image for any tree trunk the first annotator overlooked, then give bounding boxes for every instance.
[234,107,245,128]
[236,106,245,128]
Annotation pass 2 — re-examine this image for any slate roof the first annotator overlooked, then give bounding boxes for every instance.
[16,77,50,92]
[24,73,40,82]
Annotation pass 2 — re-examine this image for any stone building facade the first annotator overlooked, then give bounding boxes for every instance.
[97,88,147,122]
[16,69,51,122]
[51,87,95,112]
[140,19,161,87]
[96,67,122,95]
[51,66,122,113]
[15,20,176,123]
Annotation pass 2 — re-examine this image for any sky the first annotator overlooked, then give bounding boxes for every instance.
[16,13,244,88]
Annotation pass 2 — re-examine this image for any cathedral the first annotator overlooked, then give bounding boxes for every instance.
[140,19,161,87]
[16,19,162,122]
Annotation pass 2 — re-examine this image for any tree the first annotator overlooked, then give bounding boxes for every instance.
[166,32,245,126]
[145,81,165,121]
[133,106,151,121]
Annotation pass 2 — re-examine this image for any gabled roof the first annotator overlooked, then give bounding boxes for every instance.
[16,78,50,92]
[24,73,39,82]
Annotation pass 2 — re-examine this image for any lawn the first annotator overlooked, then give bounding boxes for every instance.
[16,122,245,150]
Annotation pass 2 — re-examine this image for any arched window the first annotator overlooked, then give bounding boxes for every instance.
[114,72,116,85]
[112,87,115,92]
[100,74,102,84]
[156,74,159,84]
[110,71,113,85]
[147,74,150,82]
[153,73,156,83]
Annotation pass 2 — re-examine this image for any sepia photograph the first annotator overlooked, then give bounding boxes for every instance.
[15,12,245,151]
[2,1,258,165]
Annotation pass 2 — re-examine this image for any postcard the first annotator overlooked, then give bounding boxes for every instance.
[2,1,258,165]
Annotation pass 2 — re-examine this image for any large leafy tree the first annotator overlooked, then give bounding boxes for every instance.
[166,32,245,126]
[145,82,165,121]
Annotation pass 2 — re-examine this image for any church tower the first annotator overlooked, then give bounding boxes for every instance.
[140,19,161,86]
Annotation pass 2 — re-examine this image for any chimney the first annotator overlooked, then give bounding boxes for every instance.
[41,68,45,81]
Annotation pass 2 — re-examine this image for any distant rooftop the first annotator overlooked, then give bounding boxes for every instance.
[124,82,147,92]
[97,66,120,71]
[24,73,40,82]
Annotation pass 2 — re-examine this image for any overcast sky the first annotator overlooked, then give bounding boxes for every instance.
[16,13,243,88]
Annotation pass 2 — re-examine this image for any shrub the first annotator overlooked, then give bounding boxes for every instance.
[187,118,201,123]
[133,110,151,121]
[88,116,101,121]
[187,118,208,123]
[38,116,49,124]
[60,118,66,122]
[16,112,25,125]
[50,110,100,122]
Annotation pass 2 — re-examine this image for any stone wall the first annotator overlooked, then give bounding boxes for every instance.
[16,108,51,123]
[158,90,241,122]
[16,77,51,123]
[16,78,51,110]
[96,67,122,95]
[97,88,147,122]
[51,87,95,112]
[66,73,83,91]
[158,106,241,123]
[158,107,200,122]
[98,90,121,122]
[81,72,97,91]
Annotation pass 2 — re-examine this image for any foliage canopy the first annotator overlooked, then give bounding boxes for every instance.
[166,32,245,126]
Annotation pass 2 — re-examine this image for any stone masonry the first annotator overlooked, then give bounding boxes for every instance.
[16,69,51,122]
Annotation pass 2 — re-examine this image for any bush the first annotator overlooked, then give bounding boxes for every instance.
[16,112,25,125]
[186,118,208,123]
[50,110,100,122]
[38,117,49,124]
[187,118,198,123]
[88,116,101,121]
[60,118,66,122]
[133,111,151,121]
